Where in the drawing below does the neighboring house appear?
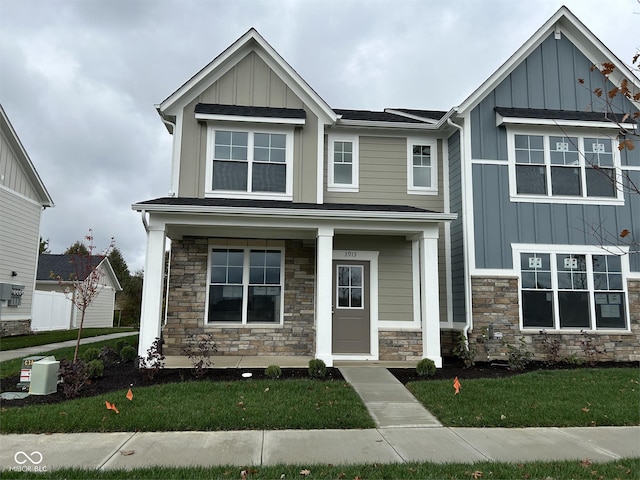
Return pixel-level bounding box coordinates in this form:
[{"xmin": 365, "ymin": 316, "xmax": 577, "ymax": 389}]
[
  {"xmin": 34, "ymin": 254, "xmax": 122, "ymax": 330},
  {"xmin": 0, "ymin": 105, "xmax": 54, "ymax": 337},
  {"xmin": 134, "ymin": 6, "xmax": 639, "ymax": 365}
]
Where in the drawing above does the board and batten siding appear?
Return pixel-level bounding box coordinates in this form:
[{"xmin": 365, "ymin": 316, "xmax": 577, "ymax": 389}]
[
  {"xmin": 177, "ymin": 51, "xmax": 319, "ymax": 203},
  {"xmin": 447, "ymin": 131, "xmax": 466, "ymax": 324},
  {"xmin": 472, "ymin": 164, "xmax": 640, "ymax": 272},
  {"xmin": 0, "ymin": 128, "xmax": 40, "ymax": 201},
  {"xmin": 470, "ymin": 33, "xmax": 633, "ymax": 161},
  {"xmin": 0, "ymin": 188, "xmax": 41, "ymax": 321}
]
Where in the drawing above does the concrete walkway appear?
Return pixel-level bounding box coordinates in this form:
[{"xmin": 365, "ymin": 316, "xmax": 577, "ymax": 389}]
[
  {"xmin": 0, "ymin": 332, "xmax": 138, "ymax": 362},
  {"xmin": 2, "ymin": 427, "xmax": 638, "ymax": 471},
  {"xmin": 339, "ymin": 367, "xmax": 442, "ymax": 428}
]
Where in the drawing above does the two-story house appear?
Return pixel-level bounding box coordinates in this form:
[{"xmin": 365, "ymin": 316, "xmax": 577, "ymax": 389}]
[
  {"xmin": 0, "ymin": 105, "xmax": 54, "ymax": 336},
  {"xmin": 134, "ymin": 6, "xmax": 639, "ymax": 366}
]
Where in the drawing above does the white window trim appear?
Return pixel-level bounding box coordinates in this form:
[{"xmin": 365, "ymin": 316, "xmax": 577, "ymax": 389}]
[
  {"xmin": 512, "ymin": 244, "xmax": 631, "ymax": 333},
  {"xmin": 327, "ymin": 134, "xmax": 359, "ymax": 192},
  {"xmin": 204, "ymin": 125, "xmax": 294, "ymax": 201},
  {"xmin": 407, "ymin": 137, "xmax": 438, "ymax": 195},
  {"xmin": 205, "ymin": 245, "xmax": 285, "ymax": 327},
  {"xmin": 335, "ymin": 264, "xmax": 365, "ymax": 310},
  {"xmin": 506, "ymin": 127, "xmax": 624, "ymax": 206}
]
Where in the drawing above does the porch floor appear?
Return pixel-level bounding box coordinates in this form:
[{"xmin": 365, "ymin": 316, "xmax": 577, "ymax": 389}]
[{"xmin": 164, "ymin": 356, "xmax": 420, "ymax": 369}]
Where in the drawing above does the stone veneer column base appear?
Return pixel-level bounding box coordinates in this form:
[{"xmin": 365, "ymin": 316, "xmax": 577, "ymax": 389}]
[{"xmin": 471, "ymin": 276, "xmax": 640, "ymax": 363}]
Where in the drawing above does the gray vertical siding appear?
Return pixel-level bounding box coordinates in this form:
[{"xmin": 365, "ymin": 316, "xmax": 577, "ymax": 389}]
[
  {"xmin": 470, "ymin": 32, "xmax": 640, "ymax": 273},
  {"xmin": 472, "ymin": 164, "xmax": 640, "ymax": 272},
  {"xmin": 448, "ymin": 131, "xmax": 466, "ymax": 323}
]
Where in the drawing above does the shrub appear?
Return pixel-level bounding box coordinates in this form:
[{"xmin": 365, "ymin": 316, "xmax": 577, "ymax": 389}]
[
  {"xmin": 113, "ymin": 339, "xmax": 128, "ymax": 353},
  {"xmin": 538, "ymin": 330, "xmax": 562, "ymax": 365},
  {"xmin": 81, "ymin": 347, "xmax": 101, "ymax": 363},
  {"xmin": 264, "ymin": 365, "xmax": 282, "ymax": 379},
  {"xmin": 182, "ymin": 333, "xmax": 217, "ymax": 378},
  {"xmin": 58, "ymin": 359, "xmax": 88, "ymax": 399},
  {"xmin": 504, "ymin": 336, "xmax": 533, "ymax": 370},
  {"xmin": 452, "ymin": 332, "xmax": 477, "ymax": 367},
  {"xmin": 120, "ymin": 345, "xmax": 137, "ymax": 363},
  {"xmin": 416, "ymin": 358, "xmax": 436, "ymax": 377},
  {"xmin": 138, "ymin": 337, "xmax": 165, "ymax": 380},
  {"xmin": 86, "ymin": 359, "xmax": 105, "ymax": 379},
  {"xmin": 98, "ymin": 346, "xmax": 120, "ymax": 366},
  {"xmin": 308, "ymin": 359, "xmax": 327, "ymax": 378}
]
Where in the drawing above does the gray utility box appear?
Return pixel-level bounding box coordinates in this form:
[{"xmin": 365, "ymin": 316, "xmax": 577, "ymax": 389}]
[
  {"xmin": 29, "ymin": 356, "xmax": 60, "ymax": 395},
  {"xmin": 0, "ymin": 283, "xmax": 25, "ymax": 307}
]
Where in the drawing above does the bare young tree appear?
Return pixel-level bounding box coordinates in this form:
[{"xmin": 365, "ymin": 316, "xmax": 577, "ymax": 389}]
[{"xmin": 51, "ymin": 229, "xmax": 115, "ymax": 362}]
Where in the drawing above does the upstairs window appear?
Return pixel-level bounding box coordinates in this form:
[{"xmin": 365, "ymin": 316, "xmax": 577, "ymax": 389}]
[
  {"xmin": 519, "ymin": 250, "xmax": 627, "ymax": 331},
  {"xmin": 407, "ymin": 138, "xmax": 437, "ymax": 194},
  {"xmin": 328, "ymin": 134, "xmax": 359, "ymax": 191},
  {"xmin": 509, "ymin": 130, "xmax": 621, "ymax": 204},
  {"xmin": 206, "ymin": 127, "xmax": 293, "ymax": 199}
]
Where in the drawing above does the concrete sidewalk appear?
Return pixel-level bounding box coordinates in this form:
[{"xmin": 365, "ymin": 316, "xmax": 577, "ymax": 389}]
[
  {"xmin": 0, "ymin": 332, "xmax": 138, "ymax": 362},
  {"xmin": 2, "ymin": 427, "xmax": 638, "ymax": 471}
]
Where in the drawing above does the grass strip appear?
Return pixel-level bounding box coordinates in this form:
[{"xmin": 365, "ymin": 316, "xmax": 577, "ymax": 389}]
[
  {"xmin": 0, "ymin": 328, "xmax": 135, "ymax": 351},
  {"xmin": 0, "ymin": 378, "xmax": 374, "ymax": 432},
  {"xmin": 0, "ymin": 336, "xmax": 139, "ymax": 379},
  {"xmin": 407, "ymin": 367, "xmax": 640, "ymax": 427},
  {"xmin": 4, "ymin": 459, "xmax": 639, "ymax": 479}
]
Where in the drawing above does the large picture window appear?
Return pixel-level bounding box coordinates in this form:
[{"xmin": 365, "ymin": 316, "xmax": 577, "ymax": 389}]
[
  {"xmin": 509, "ymin": 130, "xmax": 621, "ymax": 203},
  {"xmin": 519, "ymin": 251, "xmax": 627, "ymax": 331},
  {"xmin": 208, "ymin": 248, "xmax": 283, "ymax": 324},
  {"xmin": 207, "ymin": 127, "xmax": 293, "ymax": 199}
]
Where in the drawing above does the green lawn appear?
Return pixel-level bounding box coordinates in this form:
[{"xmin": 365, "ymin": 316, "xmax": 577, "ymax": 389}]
[
  {"xmin": 0, "ymin": 378, "xmax": 374, "ymax": 433},
  {"xmin": 407, "ymin": 368, "xmax": 640, "ymax": 427},
  {"xmin": 5, "ymin": 459, "xmax": 639, "ymax": 479},
  {"xmin": 0, "ymin": 336, "xmax": 139, "ymax": 378},
  {"xmin": 0, "ymin": 328, "xmax": 136, "ymax": 351}
]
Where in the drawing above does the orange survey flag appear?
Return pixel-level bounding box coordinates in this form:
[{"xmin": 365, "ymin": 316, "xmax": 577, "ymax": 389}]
[
  {"xmin": 105, "ymin": 401, "xmax": 120, "ymax": 414},
  {"xmin": 126, "ymin": 388, "xmax": 133, "ymax": 401},
  {"xmin": 453, "ymin": 377, "xmax": 461, "ymax": 395}
]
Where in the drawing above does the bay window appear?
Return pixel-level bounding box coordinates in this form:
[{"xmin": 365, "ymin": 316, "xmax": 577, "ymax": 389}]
[{"xmin": 208, "ymin": 248, "xmax": 283, "ymax": 325}]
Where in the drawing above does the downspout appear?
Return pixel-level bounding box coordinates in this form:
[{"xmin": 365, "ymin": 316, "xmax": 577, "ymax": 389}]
[
  {"xmin": 446, "ymin": 117, "xmax": 473, "ymax": 344},
  {"xmin": 160, "ymin": 114, "xmax": 178, "ymax": 197}
]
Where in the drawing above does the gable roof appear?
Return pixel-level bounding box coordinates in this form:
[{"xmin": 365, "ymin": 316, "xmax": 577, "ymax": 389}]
[
  {"xmin": 37, "ymin": 254, "xmax": 122, "ymax": 291},
  {"xmin": 456, "ymin": 6, "xmax": 640, "ymax": 115},
  {"xmin": 0, "ymin": 104, "xmax": 54, "ymax": 208},
  {"xmin": 157, "ymin": 28, "xmax": 337, "ymax": 125}
]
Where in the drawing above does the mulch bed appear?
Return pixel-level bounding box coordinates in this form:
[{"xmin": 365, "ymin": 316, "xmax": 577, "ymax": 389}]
[{"xmin": 1, "ymin": 357, "xmax": 636, "ymax": 408}]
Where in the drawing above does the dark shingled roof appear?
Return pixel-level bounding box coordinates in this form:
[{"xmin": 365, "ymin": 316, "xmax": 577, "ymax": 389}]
[
  {"xmin": 135, "ymin": 197, "xmax": 438, "ymax": 214},
  {"xmin": 37, "ymin": 254, "xmax": 105, "ymax": 282},
  {"xmin": 390, "ymin": 109, "xmax": 449, "ymax": 121},
  {"xmin": 195, "ymin": 103, "xmax": 306, "ymax": 119},
  {"xmin": 333, "ymin": 109, "xmax": 427, "ymax": 123},
  {"xmin": 494, "ymin": 107, "xmax": 630, "ymax": 123}
]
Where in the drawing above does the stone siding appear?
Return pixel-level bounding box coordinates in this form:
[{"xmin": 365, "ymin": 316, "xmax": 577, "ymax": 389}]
[
  {"xmin": 470, "ymin": 276, "xmax": 640, "ymax": 363},
  {"xmin": 0, "ymin": 319, "xmax": 31, "ymax": 337},
  {"xmin": 162, "ymin": 238, "xmax": 315, "ymax": 356},
  {"xmin": 379, "ymin": 330, "xmax": 423, "ymax": 361}
]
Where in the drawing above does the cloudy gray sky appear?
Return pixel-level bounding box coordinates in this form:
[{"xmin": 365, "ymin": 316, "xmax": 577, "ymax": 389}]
[{"xmin": 1, "ymin": 0, "xmax": 638, "ymax": 272}]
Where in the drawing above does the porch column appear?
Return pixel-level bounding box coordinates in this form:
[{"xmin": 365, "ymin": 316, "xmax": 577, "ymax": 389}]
[
  {"xmin": 419, "ymin": 226, "xmax": 442, "ymax": 367},
  {"xmin": 138, "ymin": 223, "xmax": 166, "ymax": 358},
  {"xmin": 315, "ymin": 226, "xmax": 334, "ymax": 366}
]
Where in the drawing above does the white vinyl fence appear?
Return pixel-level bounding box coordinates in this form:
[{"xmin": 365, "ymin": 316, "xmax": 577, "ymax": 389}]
[{"xmin": 32, "ymin": 290, "xmax": 72, "ymax": 331}]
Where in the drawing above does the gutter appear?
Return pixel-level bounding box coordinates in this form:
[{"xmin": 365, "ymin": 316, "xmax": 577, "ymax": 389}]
[{"xmin": 447, "ymin": 115, "xmax": 473, "ymax": 343}]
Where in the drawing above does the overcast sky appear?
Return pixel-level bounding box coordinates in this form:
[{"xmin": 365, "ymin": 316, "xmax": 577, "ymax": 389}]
[{"xmin": 1, "ymin": 0, "xmax": 638, "ymax": 272}]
